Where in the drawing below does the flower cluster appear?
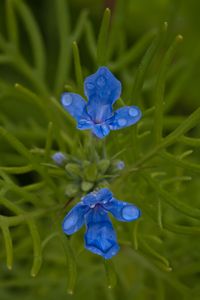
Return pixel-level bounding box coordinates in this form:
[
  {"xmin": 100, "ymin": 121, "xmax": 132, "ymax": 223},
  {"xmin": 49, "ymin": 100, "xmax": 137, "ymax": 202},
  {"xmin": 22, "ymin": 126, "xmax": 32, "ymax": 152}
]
[{"xmin": 61, "ymin": 67, "xmax": 142, "ymax": 259}]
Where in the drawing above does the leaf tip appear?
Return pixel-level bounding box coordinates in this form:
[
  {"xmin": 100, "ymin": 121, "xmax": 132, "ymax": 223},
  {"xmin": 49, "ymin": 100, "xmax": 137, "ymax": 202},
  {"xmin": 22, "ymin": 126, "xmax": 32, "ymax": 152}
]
[
  {"xmin": 163, "ymin": 21, "xmax": 168, "ymax": 31},
  {"xmin": 176, "ymin": 34, "xmax": 183, "ymax": 42},
  {"xmin": 31, "ymin": 272, "xmax": 36, "ymax": 277},
  {"xmin": 105, "ymin": 7, "xmax": 111, "ymax": 15},
  {"xmin": 7, "ymin": 264, "xmax": 12, "ymax": 270},
  {"xmin": 67, "ymin": 289, "xmax": 74, "ymax": 295}
]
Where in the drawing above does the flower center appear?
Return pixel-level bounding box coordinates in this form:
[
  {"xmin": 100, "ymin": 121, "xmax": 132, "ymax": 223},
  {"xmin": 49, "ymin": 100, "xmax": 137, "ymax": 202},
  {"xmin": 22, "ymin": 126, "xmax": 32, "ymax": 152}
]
[{"xmin": 94, "ymin": 119, "xmax": 102, "ymax": 124}]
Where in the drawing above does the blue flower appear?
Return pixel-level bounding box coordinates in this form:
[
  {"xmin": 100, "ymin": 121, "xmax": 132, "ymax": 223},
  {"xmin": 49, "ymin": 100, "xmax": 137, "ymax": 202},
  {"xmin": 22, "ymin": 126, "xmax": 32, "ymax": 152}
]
[
  {"xmin": 52, "ymin": 152, "xmax": 66, "ymax": 165},
  {"xmin": 116, "ymin": 160, "xmax": 125, "ymax": 170},
  {"xmin": 61, "ymin": 67, "xmax": 142, "ymax": 139},
  {"xmin": 62, "ymin": 188, "xmax": 141, "ymax": 259}
]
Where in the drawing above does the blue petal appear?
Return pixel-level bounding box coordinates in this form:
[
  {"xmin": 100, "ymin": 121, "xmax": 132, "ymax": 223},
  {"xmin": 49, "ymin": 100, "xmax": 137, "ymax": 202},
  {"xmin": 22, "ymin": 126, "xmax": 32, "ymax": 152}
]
[
  {"xmin": 92, "ymin": 123, "xmax": 110, "ymax": 139},
  {"xmin": 109, "ymin": 106, "xmax": 142, "ymax": 130},
  {"xmin": 96, "ymin": 188, "xmax": 113, "ymax": 203},
  {"xmin": 84, "ymin": 207, "xmax": 120, "ymax": 259},
  {"xmin": 103, "ymin": 198, "xmax": 141, "ymax": 222},
  {"xmin": 83, "ymin": 188, "xmax": 112, "ymax": 207},
  {"xmin": 84, "ymin": 67, "xmax": 121, "ymax": 122},
  {"xmin": 62, "ymin": 203, "xmax": 89, "ymax": 235},
  {"xmin": 61, "ymin": 92, "xmax": 87, "ymax": 122},
  {"xmin": 82, "ymin": 193, "xmax": 98, "ymax": 207},
  {"xmin": 87, "ymin": 104, "xmax": 113, "ymax": 124},
  {"xmin": 84, "ymin": 67, "xmax": 121, "ymax": 105},
  {"xmin": 77, "ymin": 119, "xmax": 93, "ymax": 130}
]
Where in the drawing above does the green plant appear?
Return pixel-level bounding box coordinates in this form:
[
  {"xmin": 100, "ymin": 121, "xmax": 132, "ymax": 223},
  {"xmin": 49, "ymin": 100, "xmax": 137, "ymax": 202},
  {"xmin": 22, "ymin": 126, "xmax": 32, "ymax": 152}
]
[{"xmin": 0, "ymin": 0, "xmax": 199, "ymax": 299}]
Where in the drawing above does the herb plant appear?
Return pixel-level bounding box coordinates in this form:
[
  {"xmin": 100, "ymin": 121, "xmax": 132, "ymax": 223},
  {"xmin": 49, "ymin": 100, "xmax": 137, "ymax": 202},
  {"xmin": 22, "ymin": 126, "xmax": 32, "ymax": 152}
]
[{"xmin": 0, "ymin": 1, "xmax": 199, "ymax": 299}]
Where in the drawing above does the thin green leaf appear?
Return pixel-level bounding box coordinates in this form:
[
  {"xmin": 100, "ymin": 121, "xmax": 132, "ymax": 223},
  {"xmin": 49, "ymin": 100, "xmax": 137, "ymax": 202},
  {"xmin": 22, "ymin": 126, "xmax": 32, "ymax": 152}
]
[
  {"xmin": 0, "ymin": 127, "xmax": 54, "ymax": 186},
  {"xmin": 0, "ymin": 197, "xmax": 22, "ymax": 215},
  {"xmin": 165, "ymin": 71, "xmax": 190, "ymax": 113},
  {"xmin": 84, "ymin": 20, "xmax": 96, "ymax": 62},
  {"xmin": 28, "ymin": 220, "xmax": 42, "ymax": 277},
  {"xmin": 97, "ymin": 8, "xmax": 111, "ymax": 66},
  {"xmin": 132, "ymin": 22, "xmax": 168, "ymax": 102},
  {"xmin": 157, "ymin": 198, "xmax": 163, "ymax": 229},
  {"xmin": 109, "ymin": 30, "xmax": 155, "ymax": 71},
  {"xmin": 54, "ymin": 0, "xmax": 71, "ymax": 96},
  {"xmin": 178, "ymin": 149, "xmax": 193, "ymax": 160},
  {"xmin": 45, "ymin": 122, "xmax": 53, "ymax": 161},
  {"xmin": 0, "ymin": 126, "xmax": 33, "ymax": 161},
  {"xmin": 164, "ymin": 222, "xmax": 200, "ymax": 236},
  {"xmin": 14, "ymin": 83, "xmax": 47, "ymax": 113},
  {"xmin": 0, "ymin": 164, "xmax": 33, "ymax": 174},
  {"xmin": 71, "ymin": 10, "xmax": 88, "ymax": 42},
  {"xmin": 1, "ymin": 224, "xmax": 13, "ymax": 270},
  {"xmin": 60, "ymin": 233, "xmax": 77, "ymax": 295},
  {"xmin": 14, "ymin": 0, "xmax": 46, "ymax": 77},
  {"xmin": 23, "ymin": 181, "xmax": 45, "ymax": 192},
  {"xmin": 179, "ymin": 135, "xmax": 200, "ymax": 147},
  {"xmin": 22, "ymin": 181, "xmax": 45, "ymax": 192},
  {"xmin": 153, "ymin": 35, "xmax": 183, "ymax": 144},
  {"xmin": 161, "ymin": 176, "xmax": 192, "ymax": 187},
  {"xmin": 139, "ymin": 238, "xmax": 170, "ymax": 268},
  {"xmin": 160, "ymin": 151, "xmax": 200, "ymax": 174},
  {"xmin": 72, "ymin": 41, "xmax": 84, "ymax": 95},
  {"xmin": 104, "ymin": 260, "xmax": 117, "ymax": 289},
  {"xmin": 131, "ymin": 249, "xmax": 189, "ymax": 295},
  {"xmin": 132, "ymin": 220, "xmax": 139, "ymax": 250},
  {"xmin": 5, "ymin": 0, "xmax": 19, "ymax": 46},
  {"xmin": 144, "ymin": 174, "xmax": 200, "ymax": 219},
  {"xmin": 131, "ymin": 107, "xmax": 200, "ymax": 168}
]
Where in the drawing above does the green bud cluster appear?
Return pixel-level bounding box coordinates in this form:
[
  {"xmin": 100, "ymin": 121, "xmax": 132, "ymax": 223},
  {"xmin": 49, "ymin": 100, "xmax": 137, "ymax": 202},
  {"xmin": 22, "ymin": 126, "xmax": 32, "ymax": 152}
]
[{"xmin": 52, "ymin": 154, "xmax": 124, "ymax": 197}]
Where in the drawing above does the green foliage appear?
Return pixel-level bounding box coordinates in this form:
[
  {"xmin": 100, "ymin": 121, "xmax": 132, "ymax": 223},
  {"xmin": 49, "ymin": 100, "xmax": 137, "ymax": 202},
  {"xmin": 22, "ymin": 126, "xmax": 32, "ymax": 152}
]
[{"xmin": 0, "ymin": 0, "xmax": 199, "ymax": 299}]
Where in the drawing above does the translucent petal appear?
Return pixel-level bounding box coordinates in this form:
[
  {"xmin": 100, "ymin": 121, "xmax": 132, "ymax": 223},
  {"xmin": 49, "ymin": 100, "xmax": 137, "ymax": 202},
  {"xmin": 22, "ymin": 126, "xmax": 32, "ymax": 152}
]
[
  {"xmin": 109, "ymin": 106, "xmax": 142, "ymax": 130},
  {"xmin": 103, "ymin": 198, "xmax": 141, "ymax": 222},
  {"xmin": 61, "ymin": 92, "xmax": 87, "ymax": 121},
  {"xmin": 84, "ymin": 67, "xmax": 121, "ymax": 122},
  {"xmin": 62, "ymin": 203, "xmax": 89, "ymax": 235},
  {"xmin": 84, "ymin": 208, "xmax": 120, "ymax": 259}
]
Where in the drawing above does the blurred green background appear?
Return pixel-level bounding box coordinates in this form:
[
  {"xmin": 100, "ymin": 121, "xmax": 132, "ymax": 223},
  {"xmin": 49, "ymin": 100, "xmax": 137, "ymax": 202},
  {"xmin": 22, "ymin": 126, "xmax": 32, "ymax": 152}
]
[{"xmin": 0, "ymin": 0, "xmax": 200, "ymax": 299}]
